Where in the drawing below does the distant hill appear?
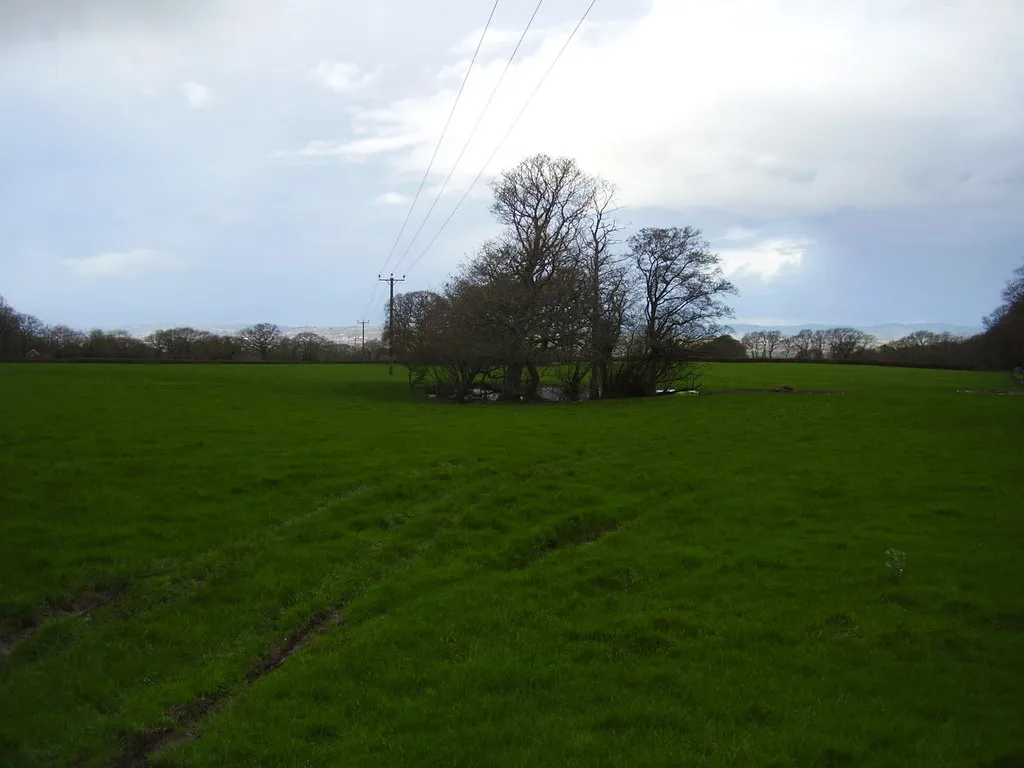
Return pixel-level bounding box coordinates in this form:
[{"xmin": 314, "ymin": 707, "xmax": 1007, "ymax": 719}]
[{"xmin": 729, "ymin": 323, "xmax": 983, "ymax": 343}]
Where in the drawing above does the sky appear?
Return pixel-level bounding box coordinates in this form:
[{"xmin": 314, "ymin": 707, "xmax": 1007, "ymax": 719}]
[{"xmin": 0, "ymin": 0, "xmax": 1022, "ymax": 331}]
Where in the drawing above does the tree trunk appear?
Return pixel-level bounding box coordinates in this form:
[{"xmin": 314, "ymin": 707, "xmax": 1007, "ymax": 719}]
[
  {"xmin": 455, "ymin": 365, "xmax": 475, "ymax": 402},
  {"xmin": 503, "ymin": 363, "xmax": 523, "ymax": 400},
  {"xmin": 569, "ymin": 369, "xmax": 583, "ymax": 401},
  {"xmin": 524, "ymin": 361, "xmax": 541, "ymax": 401},
  {"xmin": 646, "ymin": 364, "xmax": 660, "ymax": 397}
]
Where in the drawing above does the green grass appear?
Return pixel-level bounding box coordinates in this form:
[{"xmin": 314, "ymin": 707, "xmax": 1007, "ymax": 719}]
[{"xmin": 0, "ymin": 362, "xmax": 1021, "ymax": 767}]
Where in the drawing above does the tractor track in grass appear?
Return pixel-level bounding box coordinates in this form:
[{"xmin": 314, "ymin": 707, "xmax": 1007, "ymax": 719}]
[
  {"xmin": 0, "ymin": 585, "xmax": 127, "ymax": 659},
  {"xmin": 111, "ymin": 492, "xmax": 640, "ymax": 765},
  {"xmin": 108, "ymin": 609, "xmax": 347, "ymax": 768},
  {"xmin": 105, "ymin": 473, "xmax": 481, "ymax": 766},
  {"xmin": 3, "ymin": 479, "xmax": 379, "ymax": 659},
  {"xmin": 4, "ymin": 458, "xmax": 569, "ymax": 660},
  {"xmin": 0, "ymin": 484, "xmax": 367, "ymax": 660},
  {"xmin": 18, "ymin": 459, "xmax": 611, "ymax": 767}
]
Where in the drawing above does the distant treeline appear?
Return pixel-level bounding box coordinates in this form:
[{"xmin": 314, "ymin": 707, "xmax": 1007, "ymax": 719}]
[
  {"xmin": 611, "ymin": 327, "xmax": 1010, "ymax": 370},
  {"xmin": 1, "ymin": 308, "xmax": 1020, "ymax": 372},
  {"xmin": 0, "ymin": 313, "xmax": 383, "ymax": 363},
  {"xmin": 2, "ymin": 268, "xmax": 1020, "ymax": 375},
  {"xmin": 719, "ymin": 326, "xmax": 1016, "ymax": 369}
]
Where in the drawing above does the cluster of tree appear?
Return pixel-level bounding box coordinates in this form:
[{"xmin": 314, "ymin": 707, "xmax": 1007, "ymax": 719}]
[
  {"xmin": 385, "ymin": 154, "xmax": 738, "ymax": 401},
  {"xmin": 0, "ymin": 305, "xmax": 383, "ymax": 363},
  {"xmin": 874, "ymin": 331, "xmax": 977, "ymax": 368},
  {"xmin": 383, "ymin": 164, "xmax": 1023, "ymax": 390},
  {"xmin": 977, "ymin": 264, "xmax": 1024, "ymax": 369},
  {"xmin": 740, "ymin": 327, "xmax": 877, "ymax": 361}
]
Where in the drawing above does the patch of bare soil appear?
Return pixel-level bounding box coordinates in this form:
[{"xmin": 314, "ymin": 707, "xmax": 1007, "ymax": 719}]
[
  {"xmin": 1, "ymin": 585, "xmax": 127, "ymax": 657},
  {"xmin": 109, "ymin": 688, "xmax": 228, "ymax": 768},
  {"xmin": 107, "ymin": 610, "xmax": 345, "ymax": 767},
  {"xmin": 700, "ymin": 387, "xmax": 845, "ymax": 396}
]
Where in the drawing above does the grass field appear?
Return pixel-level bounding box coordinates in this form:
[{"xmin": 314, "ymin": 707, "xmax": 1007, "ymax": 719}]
[{"xmin": 1, "ymin": 362, "xmax": 1022, "ymax": 767}]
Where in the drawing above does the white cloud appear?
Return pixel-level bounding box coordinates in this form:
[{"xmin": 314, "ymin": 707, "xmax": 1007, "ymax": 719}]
[
  {"xmin": 62, "ymin": 249, "xmax": 186, "ymax": 277},
  {"xmin": 181, "ymin": 81, "xmax": 213, "ymax": 108},
  {"xmin": 718, "ymin": 238, "xmax": 808, "ymax": 282},
  {"xmin": 721, "ymin": 227, "xmax": 757, "ymax": 242},
  {"xmin": 310, "ymin": 60, "xmax": 374, "ymax": 93},
  {"xmin": 375, "ymin": 192, "xmax": 410, "ymax": 205},
  {"xmin": 451, "ymin": 27, "xmax": 530, "ymax": 57},
  {"xmin": 273, "ymin": 134, "xmax": 425, "ymax": 162},
  {"xmin": 298, "ymin": 0, "xmax": 1024, "ymax": 217}
]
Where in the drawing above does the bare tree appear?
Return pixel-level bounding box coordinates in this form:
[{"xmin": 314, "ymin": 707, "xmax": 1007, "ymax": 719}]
[
  {"xmin": 701, "ymin": 334, "xmax": 747, "ymax": 359},
  {"xmin": 386, "ymin": 291, "xmax": 443, "ymax": 364},
  {"xmin": 742, "ymin": 331, "xmax": 767, "ymax": 358},
  {"xmin": 84, "ymin": 329, "xmax": 114, "ymax": 358},
  {"xmin": 824, "ymin": 327, "xmax": 876, "ymax": 360},
  {"xmin": 145, "ymin": 327, "xmax": 210, "ymax": 360},
  {"xmin": 421, "ymin": 279, "xmax": 502, "ymax": 400},
  {"xmin": 786, "ymin": 329, "xmax": 811, "ymax": 360},
  {"xmin": 0, "ymin": 295, "xmax": 20, "ymax": 360},
  {"xmin": 810, "ymin": 330, "xmax": 829, "ymax": 360},
  {"xmin": 580, "ymin": 178, "xmax": 628, "ymax": 399},
  {"xmin": 762, "ymin": 330, "xmax": 784, "ymax": 359},
  {"xmin": 290, "ymin": 331, "xmax": 329, "ymax": 362},
  {"xmin": 469, "ymin": 153, "xmax": 598, "ymax": 400},
  {"xmin": 615, "ymin": 226, "xmax": 737, "ymax": 395},
  {"xmin": 879, "ymin": 331, "xmax": 967, "ymax": 366},
  {"xmin": 978, "ymin": 263, "xmax": 1024, "ymax": 368},
  {"xmin": 239, "ymin": 323, "xmax": 282, "ymax": 360},
  {"xmin": 984, "ymin": 264, "xmax": 1024, "ymax": 329},
  {"xmin": 16, "ymin": 313, "xmax": 43, "ymax": 358},
  {"xmin": 42, "ymin": 324, "xmax": 87, "ymax": 359},
  {"xmin": 200, "ymin": 333, "xmax": 240, "ymax": 361},
  {"xmin": 775, "ymin": 333, "xmax": 794, "ymax": 359},
  {"xmin": 0, "ymin": 298, "xmax": 48, "ymax": 361},
  {"xmin": 983, "ymin": 263, "xmax": 1024, "ymax": 331},
  {"xmin": 392, "ymin": 156, "xmax": 739, "ymax": 402}
]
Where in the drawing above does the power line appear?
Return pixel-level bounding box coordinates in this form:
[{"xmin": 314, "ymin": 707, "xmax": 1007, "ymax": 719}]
[
  {"xmin": 360, "ymin": 0, "xmax": 500, "ymax": 321},
  {"xmin": 360, "ymin": 281, "xmax": 383, "ymax": 327},
  {"xmin": 392, "ymin": 0, "xmax": 546, "ymax": 274},
  {"xmin": 376, "ymin": 0, "xmax": 501, "ymax": 278},
  {"xmin": 404, "ymin": 0, "xmax": 598, "ymax": 276}
]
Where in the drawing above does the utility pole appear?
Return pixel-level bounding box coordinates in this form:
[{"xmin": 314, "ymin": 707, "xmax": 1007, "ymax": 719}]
[
  {"xmin": 358, "ymin": 320, "xmax": 368, "ymax": 363},
  {"xmin": 377, "ymin": 273, "xmax": 405, "ymax": 376}
]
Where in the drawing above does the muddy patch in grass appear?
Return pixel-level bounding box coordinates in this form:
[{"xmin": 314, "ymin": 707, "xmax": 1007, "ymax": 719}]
[
  {"xmin": 1, "ymin": 584, "xmax": 127, "ymax": 658},
  {"xmin": 109, "ymin": 685, "xmax": 229, "ymax": 768},
  {"xmin": 108, "ymin": 610, "xmax": 345, "ymax": 767}
]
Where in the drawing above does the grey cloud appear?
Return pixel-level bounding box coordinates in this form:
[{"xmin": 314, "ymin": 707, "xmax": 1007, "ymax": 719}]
[
  {"xmin": 0, "ymin": 0, "xmax": 217, "ymax": 44},
  {"xmin": 755, "ymin": 159, "xmax": 819, "ymax": 185}
]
